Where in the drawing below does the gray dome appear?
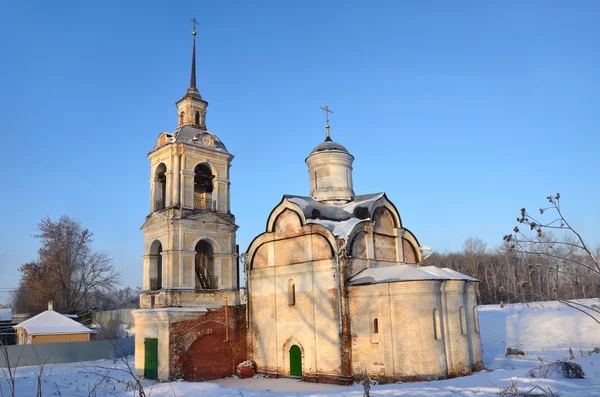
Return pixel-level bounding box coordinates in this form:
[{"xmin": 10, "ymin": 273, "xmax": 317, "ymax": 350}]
[
  {"xmin": 174, "ymin": 126, "xmax": 228, "ymax": 152},
  {"xmin": 310, "ymin": 138, "xmax": 349, "ymax": 155}
]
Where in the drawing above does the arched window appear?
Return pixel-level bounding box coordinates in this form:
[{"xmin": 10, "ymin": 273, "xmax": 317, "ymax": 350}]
[
  {"xmin": 179, "ymin": 111, "xmax": 185, "ymax": 126},
  {"xmin": 149, "ymin": 240, "xmax": 163, "ymax": 291},
  {"xmin": 154, "ymin": 163, "xmax": 167, "ymax": 211},
  {"xmin": 288, "ymin": 279, "xmax": 296, "ymax": 306},
  {"xmin": 194, "ymin": 163, "xmax": 215, "ymax": 211},
  {"xmin": 433, "ymin": 308, "xmax": 442, "ymax": 340},
  {"xmin": 195, "ymin": 111, "xmax": 200, "ymax": 125},
  {"xmin": 459, "ymin": 306, "xmax": 467, "ymax": 335},
  {"xmin": 373, "ymin": 318, "xmax": 379, "ymax": 334},
  {"xmin": 195, "ymin": 240, "xmax": 217, "ymax": 289}
]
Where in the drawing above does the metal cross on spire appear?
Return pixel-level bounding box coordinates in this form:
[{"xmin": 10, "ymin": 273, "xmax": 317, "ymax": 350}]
[
  {"xmin": 190, "ymin": 18, "xmax": 199, "ymax": 34},
  {"xmin": 320, "ymin": 105, "xmax": 333, "ymax": 141}
]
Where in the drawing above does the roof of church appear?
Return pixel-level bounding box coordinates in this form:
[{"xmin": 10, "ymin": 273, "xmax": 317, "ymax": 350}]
[
  {"xmin": 348, "ymin": 265, "xmax": 445, "ymax": 285},
  {"xmin": 13, "ymin": 310, "xmax": 92, "ymax": 335},
  {"xmin": 419, "ymin": 266, "xmax": 479, "ymax": 281},
  {"xmin": 286, "ymin": 193, "xmax": 387, "ymax": 236},
  {"xmin": 286, "ymin": 193, "xmax": 386, "ymax": 237},
  {"xmin": 309, "ymin": 138, "xmax": 350, "ymax": 155},
  {"xmin": 287, "ymin": 193, "xmax": 384, "ymax": 221},
  {"xmin": 348, "ymin": 265, "xmax": 479, "ymax": 286},
  {"xmin": 171, "ymin": 126, "xmax": 228, "ymax": 152}
]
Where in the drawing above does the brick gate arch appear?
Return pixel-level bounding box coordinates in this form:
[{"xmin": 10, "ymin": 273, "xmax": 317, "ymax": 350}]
[{"xmin": 183, "ymin": 334, "xmax": 233, "ymax": 381}]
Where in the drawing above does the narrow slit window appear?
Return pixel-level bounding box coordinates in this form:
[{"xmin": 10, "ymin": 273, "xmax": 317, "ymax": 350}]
[
  {"xmin": 474, "ymin": 307, "xmax": 480, "ymax": 333},
  {"xmin": 373, "ymin": 318, "xmax": 379, "ymax": 334},
  {"xmin": 314, "ymin": 171, "xmax": 318, "ymax": 189},
  {"xmin": 433, "ymin": 308, "xmax": 442, "ymax": 340},
  {"xmin": 288, "ymin": 279, "xmax": 296, "ymax": 306},
  {"xmin": 460, "ymin": 306, "xmax": 467, "ymax": 335}
]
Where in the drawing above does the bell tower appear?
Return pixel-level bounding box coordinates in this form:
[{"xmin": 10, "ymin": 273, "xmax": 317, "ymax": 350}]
[
  {"xmin": 133, "ymin": 20, "xmax": 246, "ymax": 383},
  {"xmin": 139, "ymin": 22, "xmax": 239, "ymax": 310}
]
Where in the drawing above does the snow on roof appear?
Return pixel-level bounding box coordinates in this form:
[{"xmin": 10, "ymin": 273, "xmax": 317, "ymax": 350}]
[
  {"xmin": 13, "ymin": 310, "xmax": 92, "ymax": 335},
  {"xmin": 348, "ymin": 265, "xmax": 446, "ymax": 286},
  {"xmin": 309, "ymin": 218, "xmax": 367, "ymax": 238},
  {"xmin": 286, "ymin": 193, "xmax": 385, "ymax": 238},
  {"xmin": 0, "ymin": 308, "xmax": 12, "ymax": 322},
  {"xmin": 419, "ymin": 266, "xmax": 479, "ymax": 282}
]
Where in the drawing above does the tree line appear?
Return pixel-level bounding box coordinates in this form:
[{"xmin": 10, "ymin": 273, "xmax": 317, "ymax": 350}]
[
  {"xmin": 429, "ymin": 194, "xmax": 599, "ymax": 308},
  {"xmin": 427, "ymin": 236, "xmax": 600, "ymax": 306}
]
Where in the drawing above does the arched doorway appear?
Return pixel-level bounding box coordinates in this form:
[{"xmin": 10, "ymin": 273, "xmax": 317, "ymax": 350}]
[
  {"xmin": 289, "ymin": 345, "xmax": 302, "ymax": 376},
  {"xmin": 183, "ymin": 334, "xmax": 233, "ymax": 381},
  {"xmin": 195, "ymin": 240, "xmax": 217, "ymax": 289}
]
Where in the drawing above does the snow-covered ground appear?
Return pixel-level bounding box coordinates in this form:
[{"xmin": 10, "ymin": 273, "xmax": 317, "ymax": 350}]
[{"xmin": 2, "ymin": 299, "xmax": 600, "ymax": 396}]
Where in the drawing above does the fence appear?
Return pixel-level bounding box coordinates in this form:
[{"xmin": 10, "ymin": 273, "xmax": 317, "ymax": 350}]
[
  {"xmin": 92, "ymin": 309, "xmax": 135, "ymax": 330},
  {"xmin": 0, "ymin": 337, "xmax": 134, "ymax": 368}
]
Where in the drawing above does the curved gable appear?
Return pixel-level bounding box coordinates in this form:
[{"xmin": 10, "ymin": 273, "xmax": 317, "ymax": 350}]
[
  {"xmin": 370, "ymin": 194, "xmax": 402, "ymax": 229},
  {"xmin": 265, "ymin": 198, "xmax": 307, "ymax": 233},
  {"xmin": 373, "ymin": 206, "xmax": 396, "ymax": 235},
  {"xmin": 400, "ymin": 228, "xmax": 422, "ymax": 264},
  {"xmin": 274, "ymin": 209, "xmax": 303, "ymax": 237},
  {"xmin": 246, "ymin": 197, "xmax": 337, "ymax": 271}
]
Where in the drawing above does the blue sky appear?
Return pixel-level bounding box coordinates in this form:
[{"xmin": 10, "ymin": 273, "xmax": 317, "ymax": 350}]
[{"xmin": 0, "ymin": 1, "xmax": 598, "ymax": 305}]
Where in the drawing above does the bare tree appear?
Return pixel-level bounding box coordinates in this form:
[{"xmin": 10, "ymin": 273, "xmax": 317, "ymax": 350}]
[
  {"xmin": 503, "ymin": 193, "xmax": 600, "ymax": 323},
  {"xmin": 12, "ymin": 216, "xmax": 120, "ymax": 314}
]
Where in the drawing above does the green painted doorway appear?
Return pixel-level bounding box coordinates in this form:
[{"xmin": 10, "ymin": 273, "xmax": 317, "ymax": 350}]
[
  {"xmin": 289, "ymin": 345, "xmax": 302, "ymax": 376},
  {"xmin": 144, "ymin": 338, "xmax": 158, "ymax": 380}
]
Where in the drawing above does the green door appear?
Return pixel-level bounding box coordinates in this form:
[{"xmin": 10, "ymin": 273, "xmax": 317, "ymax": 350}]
[
  {"xmin": 289, "ymin": 345, "xmax": 302, "ymax": 376},
  {"xmin": 144, "ymin": 338, "xmax": 158, "ymax": 380}
]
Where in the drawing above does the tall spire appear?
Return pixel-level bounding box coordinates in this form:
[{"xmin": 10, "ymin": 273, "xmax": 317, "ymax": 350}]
[{"xmin": 185, "ymin": 18, "xmax": 202, "ymax": 100}]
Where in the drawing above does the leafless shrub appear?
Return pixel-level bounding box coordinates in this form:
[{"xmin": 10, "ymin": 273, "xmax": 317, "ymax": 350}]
[
  {"xmin": 528, "ymin": 358, "xmax": 585, "ymax": 379},
  {"xmin": 500, "ymin": 379, "xmax": 558, "ymax": 396},
  {"xmin": 361, "ymin": 374, "xmax": 373, "ymax": 397},
  {"xmin": 79, "ymin": 322, "xmax": 147, "ymax": 397},
  {"xmin": 0, "ymin": 341, "xmax": 24, "ymax": 397}
]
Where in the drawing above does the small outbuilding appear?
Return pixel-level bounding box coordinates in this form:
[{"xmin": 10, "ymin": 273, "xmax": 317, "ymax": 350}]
[{"xmin": 13, "ymin": 302, "xmax": 92, "ymax": 345}]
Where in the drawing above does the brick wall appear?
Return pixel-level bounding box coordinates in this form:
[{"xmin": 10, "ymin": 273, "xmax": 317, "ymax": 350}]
[{"xmin": 169, "ymin": 306, "xmax": 246, "ymax": 381}]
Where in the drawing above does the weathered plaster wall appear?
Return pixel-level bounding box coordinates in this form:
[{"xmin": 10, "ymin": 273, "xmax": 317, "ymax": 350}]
[
  {"xmin": 443, "ymin": 280, "xmax": 471, "ymax": 376},
  {"xmin": 348, "ymin": 281, "xmax": 448, "ymax": 382},
  {"xmin": 132, "ymin": 309, "xmax": 172, "ymax": 381},
  {"xmin": 249, "ymin": 259, "xmax": 342, "ymax": 379},
  {"xmin": 248, "ymin": 209, "xmax": 344, "ymax": 381}
]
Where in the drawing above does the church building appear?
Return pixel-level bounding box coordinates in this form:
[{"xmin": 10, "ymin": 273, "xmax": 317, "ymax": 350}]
[
  {"xmin": 134, "ymin": 24, "xmax": 483, "ymax": 385},
  {"xmin": 244, "ymin": 115, "xmax": 484, "ymax": 383}
]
